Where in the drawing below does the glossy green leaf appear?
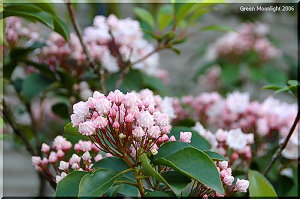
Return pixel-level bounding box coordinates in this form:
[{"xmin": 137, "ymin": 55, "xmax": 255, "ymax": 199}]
[
  {"xmin": 153, "ymin": 147, "xmax": 224, "ymax": 194},
  {"xmin": 108, "ymin": 184, "xmax": 139, "ymax": 197},
  {"xmin": 3, "ymin": 5, "xmax": 54, "ymax": 28},
  {"xmin": 22, "ymin": 73, "xmax": 54, "ymax": 101},
  {"xmin": 53, "ymin": 16, "xmax": 70, "ymax": 41},
  {"xmin": 64, "ymin": 122, "xmax": 89, "ymax": 143},
  {"xmin": 203, "ymin": 151, "xmax": 227, "ymax": 161},
  {"xmin": 161, "ymin": 171, "xmax": 192, "ymax": 192},
  {"xmin": 134, "ymin": 7, "xmax": 155, "ymax": 30},
  {"xmin": 56, "ymin": 171, "xmax": 88, "ymax": 197},
  {"xmin": 140, "ymin": 153, "xmax": 189, "ymax": 196},
  {"xmin": 78, "ymin": 168, "xmax": 129, "ymax": 197},
  {"xmin": 92, "ymin": 157, "xmax": 135, "ymax": 182},
  {"xmin": 249, "ymin": 170, "xmax": 277, "ymax": 197},
  {"xmin": 169, "ymin": 126, "xmax": 211, "ymax": 150}
]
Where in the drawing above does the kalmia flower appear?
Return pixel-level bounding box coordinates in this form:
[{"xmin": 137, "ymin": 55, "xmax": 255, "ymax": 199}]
[{"xmin": 70, "ymin": 90, "xmax": 174, "ymax": 167}]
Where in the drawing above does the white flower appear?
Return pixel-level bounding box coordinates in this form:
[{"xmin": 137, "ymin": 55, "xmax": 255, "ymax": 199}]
[
  {"xmin": 159, "ymin": 97, "xmax": 176, "ymax": 120},
  {"xmin": 58, "ymin": 161, "xmax": 69, "ymax": 171},
  {"xmin": 226, "ymin": 128, "xmax": 248, "ymax": 151},
  {"xmin": 137, "ymin": 111, "xmax": 154, "ymax": 128},
  {"xmin": 235, "ymin": 179, "xmax": 249, "ymax": 192},
  {"xmin": 226, "ymin": 92, "xmax": 249, "ymax": 114}
]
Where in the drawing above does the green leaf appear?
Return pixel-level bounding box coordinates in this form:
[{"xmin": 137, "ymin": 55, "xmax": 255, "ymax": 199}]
[
  {"xmin": 134, "ymin": 7, "xmax": 155, "ymax": 30},
  {"xmin": 78, "ymin": 168, "xmax": 129, "ymax": 197},
  {"xmin": 22, "ymin": 73, "xmax": 54, "ymax": 101},
  {"xmin": 64, "ymin": 122, "xmax": 89, "ymax": 143},
  {"xmin": 56, "ymin": 171, "xmax": 88, "ymax": 197},
  {"xmin": 200, "ymin": 25, "xmax": 234, "ymax": 32},
  {"xmin": 161, "ymin": 171, "xmax": 192, "ymax": 193},
  {"xmin": 51, "ymin": 102, "xmax": 70, "ymax": 119},
  {"xmin": 92, "ymin": 157, "xmax": 135, "ymax": 182},
  {"xmin": 3, "ymin": 5, "xmax": 54, "ymax": 28},
  {"xmin": 249, "ymin": 170, "xmax": 277, "ymax": 197},
  {"xmin": 2, "ymin": 4, "xmax": 69, "ymax": 41},
  {"xmin": 262, "ymin": 84, "xmax": 283, "ymax": 90},
  {"xmin": 145, "ymin": 190, "xmax": 170, "ymax": 197},
  {"xmin": 169, "ymin": 126, "xmax": 211, "ymax": 150},
  {"xmin": 108, "ymin": 184, "xmax": 139, "ymax": 197},
  {"xmin": 153, "ymin": 147, "xmax": 224, "ymax": 194},
  {"xmin": 53, "ymin": 16, "xmax": 70, "ymax": 41},
  {"xmin": 175, "ymin": 3, "xmax": 195, "ymax": 26},
  {"xmin": 140, "ymin": 153, "xmax": 190, "ymax": 196},
  {"xmin": 203, "ymin": 151, "xmax": 227, "ymax": 161},
  {"xmin": 34, "ymin": 3, "xmax": 57, "ymax": 15},
  {"xmin": 157, "ymin": 5, "xmax": 173, "ymax": 31}
]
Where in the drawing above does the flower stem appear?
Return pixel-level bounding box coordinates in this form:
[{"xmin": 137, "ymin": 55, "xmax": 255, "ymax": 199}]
[
  {"xmin": 263, "ymin": 110, "xmax": 299, "ymax": 176},
  {"xmin": 134, "ymin": 167, "xmax": 145, "ymax": 196}
]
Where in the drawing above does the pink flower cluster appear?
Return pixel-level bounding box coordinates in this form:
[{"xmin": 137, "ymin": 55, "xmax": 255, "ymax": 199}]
[
  {"xmin": 83, "ymin": 14, "xmax": 159, "ymax": 75},
  {"xmin": 208, "ymin": 22, "xmax": 281, "ymax": 63},
  {"xmin": 32, "ymin": 136, "xmax": 108, "ymax": 183},
  {"xmin": 193, "ymin": 122, "xmax": 254, "ymax": 165},
  {"xmin": 38, "ymin": 32, "xmax": 86, "ymax": 74},
  {"xmin": 5, "ymin": 17, "xmax": 39, "ymax": 46},
  {"xmin": 174, "ymin": 91, "xmax": 298, "ymax": 159},
  {"xmin": 70, "ymin": 89, "xmax": 176, "ymax": 164},
  {"xmin": 217, "ymin": 161, "xmax": 249, "ymax": 194}
]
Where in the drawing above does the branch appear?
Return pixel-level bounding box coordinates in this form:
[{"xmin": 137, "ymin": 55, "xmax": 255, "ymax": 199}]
[
  {"xmin": 263, "ymin": 110, "xmax": 300, "ymax": 176},
  {"xmin": 3, "ymin": 100, "xmax": 36, "ymax": 156},
  {"xmin": 65, "ymin": 1, "xmax": 106, "ymax": 93}
]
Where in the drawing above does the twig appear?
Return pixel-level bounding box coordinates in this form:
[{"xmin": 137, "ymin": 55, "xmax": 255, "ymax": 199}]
[
  {"xmin": 3, "ymin": 100, "xmax": 36, "ymax": 156},
  {"xmin": 263, "ymin": 110, "xmax": 300, "ymax": 176},
  {"xmin": 114, "ymin": 45, "xmax": 165, "ymax": 89},
  {"xmin": 65, "ymin": 1, "xmax": 106, "ymax": 93}
]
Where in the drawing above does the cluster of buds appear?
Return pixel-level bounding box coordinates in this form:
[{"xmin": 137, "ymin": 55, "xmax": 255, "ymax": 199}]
[
  {"xmin": 37, "ymin": 32, "xmax": 86, "ymax": 75},
  {"xmin": 193, "ymin": 122, "xmax": 254, "ymax": 166},
  {"xmin": 70, "ymin": 89, "xmax": 176, "ymax": 166},
  {"xmin": 83, "ymin": 14, "xmax": 159, "ymax": 76},
  {"xmin": 5, "ymin": 17, "xmax": 39, "ymax": 47},
  {"xmin": 173, "ymin": 91, "xmax": 298, "ymax": 160},
  {"xmin": 31, "ymin": 136, "xmax": 109, "ymax": 183},
  {"xmin": 207, "ymin": 22, "xmax": 281, "ymax": 63}
]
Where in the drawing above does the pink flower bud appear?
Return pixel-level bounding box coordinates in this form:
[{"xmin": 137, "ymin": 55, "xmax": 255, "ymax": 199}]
[
  {"xmin": 105, "ymin": 153, "xmax": 113, "ymax": 158},
  {"xmin": 58, "ymin": 161, "xmax": 69, "ymax": 171},
  {"xmin": 82, "ymin": 152, "xmax": 91, "ymax": 161},
  {"xmin": 132, "ymin": 126, "xmax": 145, "ymax": 138},
  {"xmin": 79, "ymin": 121, "xmax": 96, "ymax": 136},
  {"xmin": 56, "ymin": 150, "xmax": 65, "ymax": 158},
  {"xmin": 180, "ymin": 132, "xmax": 192, "ymax": 143},
  {"xmin": 169, "ymin": 135, "xmax": 176, "ymax": 142},
  {"xmin": 48, "ymin": 152, "xmax": 57, "ymax": 163},
  {"xmin": 32, "ymin": 156, "xmax": 41, "ymax": 166},
  {"xmin": 71, "ymin": 163, "xmax": 80, "ymax": 170},
  {"xmin": 69, "ymin": 154, "xmax": 81, "ymax": 165},
  {"xmin": 223, "ymin": 175, "xmax": 234, "ymax": 186},
  {"xmin": 41, "ymin": 157, "xmax": 48, "ymax": 166},
  {"xmin": 215, "ymin": 129, "xmax": 227, "ymax": 142},
  {"xmin": 93, "ymin": 116, "xmax": 108, "ymax": 129},
  {"xmin": 148, "ymin": 126, "xmax": 161, "ymax": 139},
  {"xmin": 235, "ymin": 179, "xmax": 249, "ymax": 192},
  {"xmin": 41, "ymin": 143, "xmax": 50, "ymax": 153},
  {"xmin": 218, "ymin": 161, "xmax": 228, "ymax": 170},
  {"xmin": 125, "ymin": 113, "xmax": 134, "ymax": 123},
  {"xmin": 94, "ymin": 154, "xmax": 103, "ymax": 162},
  {"xmin": 56, "ymin": 172, "xmax": 67, "ymax": 183}
]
